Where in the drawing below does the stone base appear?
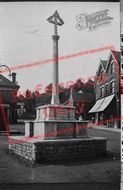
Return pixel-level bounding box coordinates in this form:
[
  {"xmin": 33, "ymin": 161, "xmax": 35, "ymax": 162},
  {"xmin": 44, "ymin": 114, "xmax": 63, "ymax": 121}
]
[
  {"xmin": 12, "ymin": 104, "xmax": 107, "ymax": 163},
  {"xmin": 25, "ymin": 120, "xmax": 88, "ymax": 140},
  {"xmin": 9, "ymin": 137, "xmax": 107, "ymax": 163},
  {"xmin": 35, "ymin": 104, "xmax": 76, "ymax": 121},
  {"xmin": 24, "ymin": 104, "xmax": 89, "ymax": 140}
]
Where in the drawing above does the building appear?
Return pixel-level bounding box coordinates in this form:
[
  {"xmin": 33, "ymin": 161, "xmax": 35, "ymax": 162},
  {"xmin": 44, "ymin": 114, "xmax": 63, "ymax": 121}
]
[
  {"xmin": 0, "ymin": 73, "xmax": 20, "ymax": 131},
  {"xmin": 16, "ymin": 92, "xmax": 37, "ymax": 121},
  {"xmin": 121, "ymin": 33, "xmax": 123, "ymax": 92},
  {"xmin": 36, "ymin": 93, "xmax": 51, "ymax": 107},
  {"xmin": 89, "ymin": 50, "xmax": 120, "ymax": 128},
  {"xmin": 68, "ymin": 90, "xmax": 95, "ymax": 120}
]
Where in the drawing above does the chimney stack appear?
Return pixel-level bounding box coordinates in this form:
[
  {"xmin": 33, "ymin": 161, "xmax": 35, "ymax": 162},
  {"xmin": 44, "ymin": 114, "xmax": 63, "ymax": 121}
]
[{"xmin": 12, "ymin": 72, "xmax": 16, "ymax": 84}]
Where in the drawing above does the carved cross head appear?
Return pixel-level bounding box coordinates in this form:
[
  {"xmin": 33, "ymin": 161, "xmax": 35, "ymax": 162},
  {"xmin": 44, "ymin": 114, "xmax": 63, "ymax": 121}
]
[{"xmin": 47, "ymin": 10, "xmax": 64, "ymax": 34}]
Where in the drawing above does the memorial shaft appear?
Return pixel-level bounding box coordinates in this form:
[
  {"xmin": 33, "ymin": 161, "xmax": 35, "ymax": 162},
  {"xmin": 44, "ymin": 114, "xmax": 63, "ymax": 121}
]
[
  {"xmin": 51, "ymin": 34, "xmax": 60, "ymax": 105},
  {"xmin": 47, "ymin": 10, "xmax": 64, "ymax": 105}
]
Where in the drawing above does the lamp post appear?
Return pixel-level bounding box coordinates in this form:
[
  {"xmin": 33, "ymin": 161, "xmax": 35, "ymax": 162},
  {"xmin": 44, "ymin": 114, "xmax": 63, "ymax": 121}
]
[{"xmin": 0, "ymin": 64, "xmax": 12, "ymax": 77}]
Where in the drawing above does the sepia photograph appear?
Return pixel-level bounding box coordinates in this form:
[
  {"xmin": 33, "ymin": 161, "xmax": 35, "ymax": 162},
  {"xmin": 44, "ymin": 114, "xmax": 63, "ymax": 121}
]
[{"xmin": 0, "ymin": 1, "xmax": 121, "ymax": 189}]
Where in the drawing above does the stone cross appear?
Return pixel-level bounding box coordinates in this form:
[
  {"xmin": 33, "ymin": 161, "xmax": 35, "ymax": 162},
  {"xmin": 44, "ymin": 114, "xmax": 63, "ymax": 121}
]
[{"xmin": 47, "ymin": 10, "xmax": 64, "ymax": 105}]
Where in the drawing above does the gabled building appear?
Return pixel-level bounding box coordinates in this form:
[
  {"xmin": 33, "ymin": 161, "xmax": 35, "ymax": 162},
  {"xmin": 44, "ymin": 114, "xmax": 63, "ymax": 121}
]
[
  {"xmin": 89, "ymin": 50, "xmax": 120, "ymax": 128},
  {"xmin": 69, "ymin": 90, "xmax": 95, "ymax": 120},
  {"xmin": 121, "ymin": 33, "xmax": 123, "ymax": 92},
  {"xmin": 0, "ymin": 73, "xmax": 20, "ymax": 130}
]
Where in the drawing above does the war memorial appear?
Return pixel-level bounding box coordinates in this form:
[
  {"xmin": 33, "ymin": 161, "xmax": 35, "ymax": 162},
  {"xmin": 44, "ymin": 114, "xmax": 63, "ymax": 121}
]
[{"xmin": 9, "ymin": 11, "xmax": 107, "ymax": 163}]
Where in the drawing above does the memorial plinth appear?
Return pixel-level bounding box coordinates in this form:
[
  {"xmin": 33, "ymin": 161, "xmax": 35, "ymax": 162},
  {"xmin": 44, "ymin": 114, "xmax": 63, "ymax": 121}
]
[
  {"xmin": 9, "ymin": 104, "xmax": 107, "ymax": 163},
  {"xmin": 25, "ymin": 105, "xmax": 88, "ymax": 139},
  {"xmin": 9, "ymin": 137, "xmax": 107, "ymax": 163}
]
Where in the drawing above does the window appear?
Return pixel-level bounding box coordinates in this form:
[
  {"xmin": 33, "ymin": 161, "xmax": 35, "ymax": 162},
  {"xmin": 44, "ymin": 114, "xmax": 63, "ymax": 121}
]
[
  {"xmin": 100, "ymin": 86, "xmax": 104, "ymax": 97},
  {"xmin": 111, "ymin": 62, "xmax": 115, "ymax": 74},
  {"xmin": 105, "ymin": 84, "xmax": 108, "ymax": 95},
  {"xmin": 110, "ymin": 81, "xmax": 115, "ymax": 94},
  {"xmin": 121, "ymin": 49, "xmax": 123, "ymax": 56},
  {"xmin": 96, "ymin": 85, "xmax": 99, "ymax": 99},
  {"xmin": 100, "ymin": 70, "xmax": 103, "ymax": 80}
]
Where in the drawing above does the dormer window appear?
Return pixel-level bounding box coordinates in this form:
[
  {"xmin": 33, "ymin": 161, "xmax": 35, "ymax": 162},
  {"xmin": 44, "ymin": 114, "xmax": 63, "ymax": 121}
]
[
  {"xmin": 100, "ymin": 70, "xmax": 103, "ymax": 80},
  {"xmin": 100, "ymin": 86, "xmax": 104, "ymax": 97}
]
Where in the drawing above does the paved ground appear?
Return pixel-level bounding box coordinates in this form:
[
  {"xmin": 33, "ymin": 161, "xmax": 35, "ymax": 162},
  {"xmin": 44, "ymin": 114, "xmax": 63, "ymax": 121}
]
[
  {"xmin": 0, "ymin": 124, "xmax": 121, "ymax": 183},
  {"xmin": 92, "ymin": 125, "xmax": 120, "ymax": 133}
]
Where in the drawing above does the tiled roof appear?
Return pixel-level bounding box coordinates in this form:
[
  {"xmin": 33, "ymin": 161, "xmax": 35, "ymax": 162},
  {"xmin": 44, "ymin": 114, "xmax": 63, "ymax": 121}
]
[
  {"xmin": 36, "ymin": 93, "xmax": 51, "ymax": 106},
  {"xmin": 0, "ymin": 74, "xmax": 19, "ymax": 89},
  {"xmin": 105, "ymin": 50, "xmax": 120, "ymax": 72},
  {"xmin": 96, "ymin": 50, "xmax": 120, "ymax": 75},
  {"xmin": 111, "ymin": 50, "xmax": 121, "ymax": 63},
  {"xmin": 36, "ymin": 91, "xmax": 95, "ymax": 107},
  {"xmin": 72, "ymin": 92, "xmax": 95, "ymax": 103}
]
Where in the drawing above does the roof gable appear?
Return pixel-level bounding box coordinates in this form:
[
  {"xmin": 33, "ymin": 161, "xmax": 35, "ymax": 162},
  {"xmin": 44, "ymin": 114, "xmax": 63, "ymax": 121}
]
[
  {"xmin": 100, "ymin": 59, "xmax": 107, "ymax": 70},
  {"xmin": 78, "ymin": 89, "xmax": 84, "ymax": 93},
  {"xmin": 96, "ymin": 49, "xmax": 120, "ymax": 77},
  {"xmin": 105, "ymin": 50, "xmax": 120, "ymax": 72},
  {"xmin": 96, "ymin": 59, "xmax": 107, "ymax": 77}
]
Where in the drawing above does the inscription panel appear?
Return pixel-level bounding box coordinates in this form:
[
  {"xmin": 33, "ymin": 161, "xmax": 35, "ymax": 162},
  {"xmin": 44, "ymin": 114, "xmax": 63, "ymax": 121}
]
[
  {"xmin": 57, "ymin": 123, "xmax": 75, "ymax": 138},
  {"xmin": 55, "ymin": 107, "xmax": 68, "ymax": 120},
  {"xmin": 45, "ymin": 122, "xmax": 57, "ymax": 139}
]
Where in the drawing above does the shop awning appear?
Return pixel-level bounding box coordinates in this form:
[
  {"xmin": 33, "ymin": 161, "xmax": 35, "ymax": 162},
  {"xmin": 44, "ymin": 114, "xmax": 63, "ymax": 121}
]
[
  {"xmin": 88, "ymin": 98, "xmax": 104, "ymax": 113},
  {"xmin": 89, "ymin": 94, "xmax": 115, "ymax": 113}
]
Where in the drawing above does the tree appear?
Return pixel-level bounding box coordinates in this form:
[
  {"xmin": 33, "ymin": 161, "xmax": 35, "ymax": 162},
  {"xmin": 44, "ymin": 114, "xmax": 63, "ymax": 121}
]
[
  {"xmin": 84, "ymin": 79, "xmax": 94, "ymax": 93},
  {"xmin": 45, "ymin": 83, "xmax": 52, "ymax": 95},
  {"xmin": 25, "ymin": 89, "xmax": 32, "ymax": 99},
  {"xmin": 72, "ymin": 79, "xmax": 85, "ymax": 92}
]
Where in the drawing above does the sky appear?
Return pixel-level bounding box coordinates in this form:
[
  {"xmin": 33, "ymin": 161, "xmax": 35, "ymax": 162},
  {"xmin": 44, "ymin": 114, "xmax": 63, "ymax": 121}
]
[
  {"xmin": 121, "ymin": 0, "xmax": 123, "ymax": 33},
  {"xmin": 0, "ymin": 2, "xmax": 120, "ymax": 94}
]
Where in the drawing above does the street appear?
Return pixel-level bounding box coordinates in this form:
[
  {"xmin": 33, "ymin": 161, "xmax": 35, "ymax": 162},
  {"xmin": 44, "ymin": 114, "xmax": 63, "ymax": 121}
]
[{"xmin": 0, "ymin": 124, "xmax": 120, "ymax": 183}]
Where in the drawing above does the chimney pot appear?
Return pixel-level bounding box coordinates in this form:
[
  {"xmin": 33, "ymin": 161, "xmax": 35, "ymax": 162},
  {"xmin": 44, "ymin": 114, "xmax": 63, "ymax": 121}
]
[{"xmin": 12, "ymin": 72, "xmax": 16, "ymax": 84}]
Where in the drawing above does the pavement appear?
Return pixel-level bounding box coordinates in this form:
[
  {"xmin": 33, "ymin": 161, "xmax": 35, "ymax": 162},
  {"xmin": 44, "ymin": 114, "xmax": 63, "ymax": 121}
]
[
  {"xmin": 90, "ymin": 125, "xmax": 121, "ymax": 133},
  {"xmin": 7, "ymin": 123, "xmax": 121, "ymax": 134}
]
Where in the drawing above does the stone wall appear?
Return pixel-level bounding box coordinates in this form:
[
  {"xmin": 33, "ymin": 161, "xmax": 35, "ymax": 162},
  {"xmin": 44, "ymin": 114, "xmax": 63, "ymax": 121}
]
[
  {"xmin": 9, "ymin": 139, "xmax": 35, "ymax": 162},
  {"xmin": 9, "ymin": 137, "xmax": 107, "ymax": 163}
]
